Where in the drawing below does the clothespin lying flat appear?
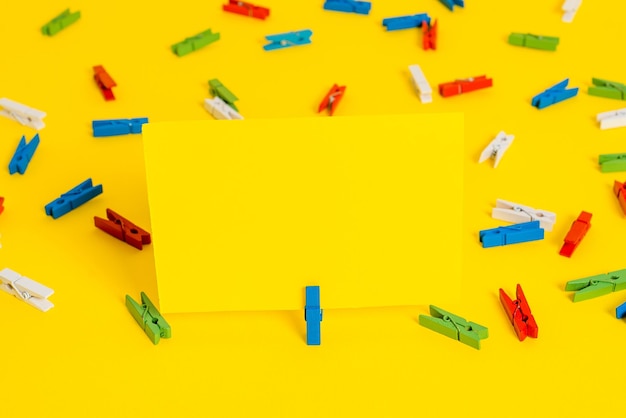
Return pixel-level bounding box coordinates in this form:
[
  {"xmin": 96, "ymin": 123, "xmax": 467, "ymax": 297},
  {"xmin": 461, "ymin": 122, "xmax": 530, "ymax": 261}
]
[
  {"xmin": 171, "ymin": 29, "xmax": 220, "ymax": 57},
  {"xmin": 499, "ymin": 284, "xmax": 538, "ymax": 341},
  {"xmin": 304, "ymin": 286, "xmax": 323, "ymax": 345},
  {"xmin": 562, "ymin": 0, "xmax": 582, "ymax": 23},
  {"xmin": 126, "ymin": 292, "xmax": 171, "ymax": 345},
  {"xmin": 318, "ymin": 84, "xmax": 346, "ymax": 116},
  {"xmin": 94, "ymin": 209, "xmax": 151, "ymax": 250},
  {"xmin": 223, "ymin": 0, "xmax": 270, "ymax": 19},
  {"xmin": 599, "ymin": 153, "xmax": 626, "ymax": 173},
  {"xmin": 508, "ymin": 33, "xmax": 559, "ymax": 51},
  {"xmin": 492, "ymin": 199, "xmax": 556, "ymax": 231},
  {"xmin": 382, "ymin": 14, "xmax": 430, "ymax": 31},
  {"xmin": 439, "ymin": 75, "xmax": 492, "ymax": 97},
  {"xmin": 41, "ymin": 9, "xmax": 80, "ymax": 36},
  {"xmin": 92, "ymin": 118, "xmax": 149, "ymax": 137},
  {"xmin": 408, "ymin": 65, "xmax": 432, "ymax": 104},
  {"xmin": 614, "ymin": 181, "xmax": 626, "ymax": 215},
  {"xmin": 617, "ymin": 301, "xmax": 626, "ymax": 318},
  {"xmin": 93, "ymin": 66, "xmax": 116, "ymax": 101},
  {"xmin": 480, "ymin": 221, "xmax": 544, "ymax": 248},
  {"xmin": 559, "ymin": 211, "xmax": 591, "ymax": 257},
  {"xmin": 0, "ymin": 98, "xmax": 46, "ymax": 130},
  {"xmin": 209, "ymin": 79, "xmax": 238, "ymax": 111},
  {"xmin": 9, "ymin": 134, "xmax": 40, "ymax": 175},
  {"xmin": 0, "ymin": 197, "xmax": 4, "ymax": 216},
  {"xmin": 478, "ymin": 131, "xmax": 514, "ymax": 168},
  {"xmin": 263, "ymin": 30, "xmax": 312, "ymax": 51},
  {"xmin": 323, "ymin": 0, "xmax": 371, "ymax": 15},
  {"xmin": 45, "ymin": 178, "xmax": 103, "ymax": 219},
  {"xmin": 532, "ymin": 79, "xmax": 578, "ymax": 109},
  {"xmin": 589, "ymin": 78, "xmax": 625, "ymax": 101},
  {"xmin": 596, "ymin": 108, "xmax": 626, "ymax": 130},
  {"xmin": 565, "ymin": 268, "xmax": 626, "ymax": 302},
  {"xmin": 204, "ymin": 97, "xmax": 244, "ymax": 120},
  {"xmin": 419, "ymin": 305, "xmax": 488, "ymax": 350},
  {"xmin": 0, "ymin": 268, "xmax": 54, "ymax": 312},
  {"xmin": 439, "ymin": 0, "xmax": 464, "ymax": 11},
  {"xmin": 421, "ymin": 20, "xmax": 437, "ymax": 50}
]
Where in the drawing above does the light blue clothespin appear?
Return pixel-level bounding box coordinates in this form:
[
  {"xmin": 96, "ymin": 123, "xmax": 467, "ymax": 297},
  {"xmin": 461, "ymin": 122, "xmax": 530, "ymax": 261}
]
[
  {"xmin": 263, "ymin": 30, "xmax": 312, "ymax": 51},
  {"xmin": 304, "ymin": 286, "xmax": 322, "ymax": 345},
  {"xmin": 323, "ymin": 0, "xmax": 371, "ymax": 15}
]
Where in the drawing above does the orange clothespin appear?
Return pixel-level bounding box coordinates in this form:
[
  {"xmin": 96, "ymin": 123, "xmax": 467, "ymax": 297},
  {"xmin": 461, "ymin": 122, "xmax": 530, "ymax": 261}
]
[
  {"xmin": 0, "ymin": 197, "xmax": 4, "ymax": 215},
  {"xmin": 559, "ymin": 211, "xmax": 592, "ymax": 257},
  {"xmin": 93, "ymin": 65, "xmax": 116, "ymax": 101},
  {"xmin": 438, "ymin": 75, "xmax": 493, "ymax": 97},
  {"xmin": 318, "ymin": 84, "xmax": 346, "ymax": 116},
  {"xmin": 421, "ymin": 19, "xmax": 437, "ymax": 50},
  {"xmin": 614, "ymin": 181, "xmax": 626, "ymax": 215},
  {"xmin": 499, "ymin": 284, "xmax": 538, "ymax": 341},
  {"xmin": 94, "ymin": 208, "xmax": 151, "ymax": 250}
]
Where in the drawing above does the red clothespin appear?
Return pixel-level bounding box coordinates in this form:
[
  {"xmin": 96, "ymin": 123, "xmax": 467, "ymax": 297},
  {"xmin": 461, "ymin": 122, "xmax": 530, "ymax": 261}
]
[
  {"xmin": 438, "ymin": 75, "xmax": 493, "ymax": 97},
  {"xmin": 559, "ymin": 211, "xmax": 592, "ymax": 257},
  {"xmin": 421, "ymin": 19, "xmax": 437, "ymax": 50},
  {"xmin": 94, "ymin": 209, "xmax": 151, "ymax": 250},
  {"xmin": 614, "ymin": 181, "xmax": 626, "ymax": 215},
  {"xmin": 0, "ymin": 197, "xmax": 4, "ymax": 215},
  {"xmin": 318, "ymin": 84, "xmax": 346, "ymax": 116},
  {"xmin": 223, "ymin": 0, "xmax": 270, "ymax": 19},
  {"xmin": 499, "ymin": 284, "xmax": 538, "ymax": 341},
  {"xmin": 93, "ymin": 65, "xmax": 116, "ymax": 101}
]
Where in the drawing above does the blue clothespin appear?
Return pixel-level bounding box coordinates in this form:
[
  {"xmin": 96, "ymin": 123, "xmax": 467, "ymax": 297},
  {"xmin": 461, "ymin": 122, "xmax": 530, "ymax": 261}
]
[
  {"xmin": 532, "ymin": 78, "xmax": 579, "ymax": 109},
  {"xmin": 617, "ymin": 301, "xmax": 626, "ymax": 318},
  {"xmin": 9, "ymin": 134, "xmax": 40, "ymax": 175},
  {"xmin": 382, "ymin": 13, "xmax": 430, "ymax": 31},
  {"xmin": 323, "ymin": 0, "xmax": 371, "ymax": 15},
  {"xmin": 440, "ymin": 0, "xmax": 464, "ymax": 11},
  {"xmin": 479, "ymin": 221, "xmax": 544, "ymax": 248},
  {"xmin": 305, "ymin": 286, "xmax": 323, "ymax": 345},
  {"xmin": 92, "ymin": 118, "xmax": 149, "ymax": 137},
  {"xmin": 45, "ymin": 178, "xmax": 103, "ymax": 219},
  {"xmin": 263, "ymin": 29, "xmax": 313, "ymax": 51}
]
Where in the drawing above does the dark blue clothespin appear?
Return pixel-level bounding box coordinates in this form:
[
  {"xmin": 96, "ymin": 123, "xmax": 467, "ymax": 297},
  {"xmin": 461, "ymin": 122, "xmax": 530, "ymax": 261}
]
[
  {"xmin": 323, "ymin": 0, "xmax": 371, "ymax": 15},
  {"xmin": 263, "ymin": 30, "xmax": 312, "ymax": 51},
  {"xmin": 479, "ymin": 220, "xmax": 544, "ymax": 248},
  {"xmin": 9, "ymin": 134, "xmax": 40, "ymax": 175},
  {"xmin": 382, "ymin": 13, "xmax": 430, "ymax": 31},
  {"xmin": 305, "ymin": 286, "xmax": 322, "ymax": 345},
  {"xmin": 532, "ymin": 78, "xmax": 579, "ymax": 109},
  {"xmin": 45, "ymin": 178, "xmax": 103, "ymax": 219},
  {"xmin": 92, "ymin": 118, "xmax": 149, "ymax": 137},
  {"xmin": 440, "ymin": 0, "xmax": 464, "ymax": 11}
]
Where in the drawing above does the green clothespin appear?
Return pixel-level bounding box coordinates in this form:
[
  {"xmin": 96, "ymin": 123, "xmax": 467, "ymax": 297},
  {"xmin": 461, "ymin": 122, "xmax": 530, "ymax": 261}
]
[
  {"xmin": 589, "ymin": 78, "xmax": 626, "ymax": 101},
  {"xmin": 565, "ymin": 269, "xmax": 626, "ymax": 302},
  {"xmin": 126, "ymin": 292, "xmax": 171, "ymax": 345},
  {"xmin": 41, "ymin": 9, "xmax": 81, "ymax": 36},
  {"xmin": 508, "ymin": 33, "xmax": 559, "ymax": 51},
  {"xmin": 599, "ymin": 153, "xmax": 626, "ymax": 173},
  {"xmin": 171, "ymin": 29, "xmax": 220, "ymax": 57},
  {"xmin": 208, "ymin": 79, "xmax": 239, "ymax": 110},
  {"xmin": 418, "ymin": 305, "xmax": 488, "ymax": 350}
]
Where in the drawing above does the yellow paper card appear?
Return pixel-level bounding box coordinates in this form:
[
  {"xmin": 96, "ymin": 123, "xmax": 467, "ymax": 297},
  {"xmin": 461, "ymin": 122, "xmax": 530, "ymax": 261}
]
[{"xmin": 142, "ymin": 114, "xmax": 463, "ymax": 313}]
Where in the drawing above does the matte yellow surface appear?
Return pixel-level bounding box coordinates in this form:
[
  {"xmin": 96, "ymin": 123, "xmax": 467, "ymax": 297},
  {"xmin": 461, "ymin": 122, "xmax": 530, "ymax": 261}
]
[{"xmin": 1, "ymin": 0, "xmax": 626, "ymax": 417}]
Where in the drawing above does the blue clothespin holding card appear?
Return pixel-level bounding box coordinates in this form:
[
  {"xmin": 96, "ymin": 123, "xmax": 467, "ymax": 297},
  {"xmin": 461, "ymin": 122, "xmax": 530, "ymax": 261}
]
[
  {"xmin": 263, "ymin": 29, "xmax": 313, "ymax": 51},
  {"xmin": 9, "ymin": 133, "xmax": 40, "ymax": 175},
  {"xmin": 45, "ymin": 178, "xmax": 103, "ymax": 219},
  {"xmin": 440, "ymin": 0, "xmax": 464, "ymax": 11},
  {"xmin": 479, "ymin": 220, "xmax": 544, "ymax": 248},
  {"xmin": 323, "ymin": 0, "xmax": 371, "ymax": 15},
  {"xmin": 532, "ymin": 78, "xmax": 579, "ymax": 109},
  {"xmin": 92, "ymin": 118, "xmax": 149, "ymax": 137},
  {"xmin": 382, "ymin": 13, "xmax": 430, "ymax": 31},
  {"xmin": 305, "ymin": 286, "xmax": 323, "ymax": 345}
]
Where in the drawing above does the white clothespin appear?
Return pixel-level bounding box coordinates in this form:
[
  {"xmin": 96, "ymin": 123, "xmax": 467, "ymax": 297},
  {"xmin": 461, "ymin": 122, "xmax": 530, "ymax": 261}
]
[
  {"xmin": 203, "ymin": 97, "xmax": 244, "ymax": 120},
  {"xmin": 597, "ymin": 108, "xmax": 626, "ymax": 130},
  {"xmin": 562, "ymin": 0, "xmax": 581, "ymax": 23},
  {"xmin": 408, "ymin": 64, "xmax": 432, "ymax": 104},
  {"xmin": 479, "ymin": 131, "xmax": 514, "ymax": 168},
  {"xmin": 0, "ymin": 268, "xmax": 54, "ymax": 312},
  {"xmin": 0, "ymin": 98, "xmax": 46, "ymax": 130},
  {"xmin": 492, "ymin": 199, "xmax": 557, "ymax": 232}
]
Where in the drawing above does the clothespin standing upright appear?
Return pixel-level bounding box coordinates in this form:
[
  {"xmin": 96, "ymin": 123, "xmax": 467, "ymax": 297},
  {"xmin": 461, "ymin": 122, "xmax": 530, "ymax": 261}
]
[
  {"xmin": 304, "ymin": 286, "xmax": 323, "ymax": 345},
  {"xmin": 318, "ymin": 84, "xmax": 346, "ymax": 116},
  {"xmin": 565, "ymin": 269, "xmax": 626, "ymax": 302},
  {"xmin": 126, "ymin": 292, "xmax": 171, "ymax": 344},
  {"xmin": 479, "ymin": 131, "xmax": 514, "ymax": 168},
  {"xmin": 9, "ymin": 134, "xmax": 40, "ymax": 175},
  {"xmin": 93, "ymin": 66, "xmax": 116, "ymax": 101},
  {"xmin": 499, "ymin": 284, "xmax": 538, "ymax": 341},
  {"xmin": 45, "ymin": 178, "xmax": 103, "ymax": 219},
  {"xmin": 559, "ymin": 211, "xmax": 591, "ymax": 257},
  {"xmin": 263, "ymin": 30, "xmax": 312, "ymax": 51},
  {"xmin": 562, "ymin": 0, "xmax": 581, "ymax": 23},
  {"xmin": 94, "ymin": 209, "xmax": 151, "ymax": 250},
  {"xmin": 0, "ymin": 98, "xmax": 46, "ymax": 130},
  {"xmin": 421, "ymin": 20, "xmax": 437, "ymax": 50},
  {"xmin": 439, "ymin": 0, "xmax": 464, "ymax": 11},
  {"xmin": 419, "ymin": 305, "xmax": 488, "ymax": 350},
  {"xmin": 0, "ymin": 268, "xmax": 54, "ymax": 312},
  {"xmin": 223, "ymin": 0, "xmax": 270, "ymax": 19},
  {"xmin": 408, "ymin": 65, "xmax": 432, "ymax": 104},
  {"xmin": 41, "ymin": 9, "xmax": 81, "ymax": 36},
  {"xmin": 532, "ymin": 79, "xmax": 578, "ymax": 109}
]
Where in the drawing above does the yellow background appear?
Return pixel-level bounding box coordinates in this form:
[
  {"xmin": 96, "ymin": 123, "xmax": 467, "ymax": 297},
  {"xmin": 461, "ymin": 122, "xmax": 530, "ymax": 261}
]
[{"xmin": 1, "ymin": 0, "xmax": 625, "ymax": 417}]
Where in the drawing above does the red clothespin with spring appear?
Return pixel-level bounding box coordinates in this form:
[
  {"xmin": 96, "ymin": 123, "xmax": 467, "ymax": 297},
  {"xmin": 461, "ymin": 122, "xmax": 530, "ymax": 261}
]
[
  {"xmin": 93, "ymin": 65, "xmax": 116, "ymax": 101},
  {"xmin": 94, "ymin": 208, "xmax": 151, "ymax": 250},
  {"xmin": 438, "ymin": 75, "xmax": 493, "ymax": 97},
  {"xmin": 499, "ymin": 284, "xmax": 538, "ymax": 341},
  {"xmin": 318, "ymin": 84, "xmax": 346, "ymax": 116},
  {"xmin": 223, "ymin": 0, "xmax": 270, "ymax": 19},
  {"xmin": 421, "ymin": 19, "xmax": 437, "ymax": 50},
  {"xmin": 559, "ymin": 211, "xmax": 592, "ymax": 257},
  {"xmin": 614, "ymin": 181, "xmax": 626, "ymax": 215}
]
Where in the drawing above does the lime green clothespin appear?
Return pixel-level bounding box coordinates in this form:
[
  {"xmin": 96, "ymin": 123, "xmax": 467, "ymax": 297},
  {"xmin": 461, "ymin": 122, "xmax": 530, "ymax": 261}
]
[
  {"xmin": 589, "ymin": 78, "xmax": 626, "ymax": 101},
  {"xmin": 419, "ymin": 305, "xmax": 488, "ymax": 350},
  {"xmin": 565, "ymin": 269, "xmax": 626, "ymax": 302},
  {"xmin": 209, "ymin": 79, "xmax": 239, "ymax": 110},
  {"xmin": 599, "ymin": 153, "xmax": 626, "ymax": 173},
  {"xmin": 171, "ymin": 29, "xmax": 220, "ymax": 57},
  {"xmin": 126, "ymin": 292, "xmax": 171, "ymax": 344},
  {"xmin": 41, "ymin": 9, "xmax": 81, "ymax": 36},
  {"xmin": 508, "ymin": 33, "xmax": 559, "ymax": 51}
]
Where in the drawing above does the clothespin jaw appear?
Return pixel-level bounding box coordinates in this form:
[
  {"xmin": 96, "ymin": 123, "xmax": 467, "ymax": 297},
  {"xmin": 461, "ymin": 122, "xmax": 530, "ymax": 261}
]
[
  {"xmin": 204, "ymin": 97, "xmax": 244, "ymax": 120},
  {"xmin": 408, "ymin": 65, "xmax": 432, "ymax": 104},
  {"xmin": 41, "ymin": 9, "xmax": 81, "ymax": 36},
  {"xmin": 223, "ymin": 1, "xmax": 270, "ymax": 19},
  {"xmin": 478, "ymin": 131, "xmax": 514, "ymax": 168},
  {"xmin": 171, "ymin": 29, "xmax": 221, "ymax": 57},
  {"xmin": 596, "ymin": 108, "xmax": 626, "ymax": 130},
  {"xmin": 419, "ymin": 305, "xmax": 488, "ymax": 350},
  {"xmin": 499, "ymin": 285, "xmax": 538, "ymax": 341},
  {"xmin": 304, "ymin": 286, "xmax": 323, "ymax": 345},
  {"xmin": 479, "ymin": 221, "xmax": 544, "ymax": 248},
  {"xmin": 318, "ymin": 84, "xmax": 346, "ymax": 116},
  {"xmin": 439, "ymin": 0, "xmax": 464, "ymax": 11},
  {"xmin": 0, "ymin": 98, "xmax": 46, "ymax": 130},
  {"xmin": 0, "ymin": 268, "xmax": 54, "ymax": 312},
  {"xmin": 382, "ymin": 14, "xmax": 431, "ymax": 31},
  {"xmin": 492, "ymin": 199, "xmax": 556, "ymax": 232},
  {"xmin": 94, "ymin": 209, "xmax": 151, "ymax": 250},
  {"xmin": 45, "ymin": 178, "xmax": 103, "ymax": 219},
  {"xmin": 92, "ymin": 118, "xmax": 149, "ymax": 137},
  {"xmin": 508, "ymin": 33, "xmax": 559, "ymax": 51},
  {"xmin": 323, "ymin": 0, "xmax": 371, "ymax": 15},
  {"xmin": 421, "ymin": 20, "xmax": 437, "ymax": 50},
  {"xmin": 209, "ymin": 79, "xmax": 239, "ymax": 111},
  {"xmin": 263, "ymin": 29, "xmax": 313, "ymax": 51},
  {"xmin": 565, "ymin": 269, "xmax": 626, "ymax": 302},
  {"xmin": 438, "ymin": 75, "xmax": 493, "ymax": 97},
  {"xmin": 93, "ymin": 66, "xmax": 117, "ymax": 101},
  {"xmin": 531, "ymin": 78, "xmax": 578, "ymax": 109},
  {"xmin": 126, "ymin": 292, "xmax": 171, "ymax": 345},
  {"xmin": 562, "ymin": 0, "xmax": 582, "ymax": 23},
  {"xmin": 589, "ymin": 78, "xmax": 626, "ymax": 101},
  {"xmin": 9, "ymin": 134, "xmax": 40, "ymax": 175},
  {"xmin": 559, "ymin": 211, "xmax": 591, "ymax": 257}
]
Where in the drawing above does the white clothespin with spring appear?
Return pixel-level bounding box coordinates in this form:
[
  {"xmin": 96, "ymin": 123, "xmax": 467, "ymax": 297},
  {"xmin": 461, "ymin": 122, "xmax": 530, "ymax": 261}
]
[
  {"xmin": 0, "ymin": 98, "xmax": 46, "ymax": 130},
  {"xmin": 0, "ymin": 268, "xmax": 54, "ymax": 312},
  {"xmin": 408, "ymin": 64, "xmax": 432, "ymax": 104},
  {"xmin": 204, "ymin": 97, "xmax": 244, "ymax": 120},
  {"xmin": 597, "ymin": 108, "xmax": 626, "ymax": 130},
  {"xmin": 479, "ymin": 131, "xmax": 515, "ymax": 168},
  {"xmin": 562, "ymin": 0, "xmax": 581, "ymax": 23},
  {"xmin": 492, "ymin": 199, "xmax": 556, "ymax": 232}
]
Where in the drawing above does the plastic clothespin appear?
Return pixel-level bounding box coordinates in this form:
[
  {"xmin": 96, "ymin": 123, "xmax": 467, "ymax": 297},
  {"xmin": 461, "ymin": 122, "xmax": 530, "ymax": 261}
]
[
  {"xmin": 323, "ymin": 0, "xmax": 371, "ymax": 15},
  {"xmin": 41, "ymin": 9, "xmax": 81, "ymax": 36},
  {"xmin": 479, "ymin": 221, "xmax": 544, "ymax": 248},
  {"xmin": 263, "ymin": 29, "xmax": 312, "ymax": 51},
  {"xmin": 171, "ymin": 29, "xmax": 220, "ymax": 57},
  {"xmin": 419, "ymin": 305, "xmax": 488, "ymax": 350},
  {"xmin": 439, "ymin": 0, "xmax": 464, "ymax": 11},
  {"xmin": 614, "ymin": 181, "xmax": 626, "ymax": 215},
  {"xmin": 565, "ymin": 268, "xmax": 626, "ymax": 302},
  {"xmin": 0, "ymin": 268, "xmax": 54, "ymax": 312},
  {"xmin": 126, "ymin": 292, "xmax": 171, "ymax": 345},
  {"xmin": 559, "ymin": 211, "xmax": 591, "ymax": 257},
  {"xmin": 499, "ymin": 284, "xmax": 538, "ymax": 341},
  {"xmin": 94, "ymin": 209, "xmax": 151, "ymax": 250},
  {"xmin": 92, "ymin": 118, "xmax": 148, "ymax": 137},
  {"xmin": 492, "ymin": 199, "xmax": 556, "ymax": 231},
  {"xmin": 204, "ymin": 97, "xmax": 244, "ymax": 120},
  {"xmin": 438, "ymin": 75, "xmax": 493, "ymax": 97},
  {"xmin": 599, "ymin": 153, "xmax": 626, "ymax": 173},
  {"xmin": 478, "ymin": 131, "xmax": 514, "ymax": 168},
  {"xmin": 304, "ymin": 286, "xmax": 323, "ymax": 345},
  {"xmin": 421, "ymin": 20, "xmax": 437, "ymax": 50},
  {"xmin": 93, "ymin": 66, "xmax": 116, "ymax": 101},
  {"xmin": 589, "ymin": 78, "xmax": 626, "ymax": 101},
  {"xmin": 382, "ymin": 14, "xmax": 430, "ymax": 31},
  {"xmin": 209, "ymin": 79, "xmax": 239, "ymax": 111},
  {"xmin": 508, "ymin": 33, "xmax": 559, "ymax": 51},
  {"xmin": 562, "ymin": 0, "xmax": 582, "ymax": 23},
  {"xmin": 9, "ymin": 134, "xmax": 40, "ymax": 175},
  {"xmin": 531, "ymin": 79, "xmax": 578, "ymax": 109},
  {"xmin": 0, "ymin": 98, "xmax": 46, "ymax": 130},
  {"xmin": 318, "ymin": 84, "xmax": 346, "ymax": 116},
  {"xmin": 408, "ymin": 65, "xmax": 432, "ymax": 104},
  {"xmin": 45, "ymin": 178, "xmax": 103, "ymax": 219},
  {"xmin": 596, "ymin": 108, "xmax": 626, "ymax": 130},
  {"xmin": 223, "ymin": 0, "xmax": 270, "ymax": 19}
]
